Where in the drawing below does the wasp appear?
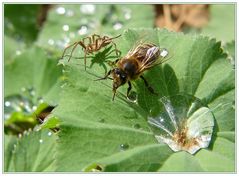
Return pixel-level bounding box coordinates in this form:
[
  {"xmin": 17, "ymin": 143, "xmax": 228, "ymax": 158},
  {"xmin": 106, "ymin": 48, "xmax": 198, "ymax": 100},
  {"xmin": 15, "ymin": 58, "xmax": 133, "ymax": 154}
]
[
  {"xmin": 97, "ymin": 43, "xmax": 169, "ymax": 100},
  {"xmin": 61, "ymin": 34, "xmax": 121, "ymax": 70}
]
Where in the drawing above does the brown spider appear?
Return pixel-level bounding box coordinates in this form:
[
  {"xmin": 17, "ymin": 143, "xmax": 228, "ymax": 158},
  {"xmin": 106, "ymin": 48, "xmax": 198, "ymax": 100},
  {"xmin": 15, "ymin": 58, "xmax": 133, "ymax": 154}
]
[{"xmin": 61, "ymin": 34, "xmax": 122, "ymax": 70}]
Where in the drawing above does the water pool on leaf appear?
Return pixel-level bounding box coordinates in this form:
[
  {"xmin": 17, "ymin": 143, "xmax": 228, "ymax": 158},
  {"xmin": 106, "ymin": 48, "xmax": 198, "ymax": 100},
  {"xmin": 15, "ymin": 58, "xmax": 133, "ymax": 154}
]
[{"xmin": 148, "ymin": 94, "xmax": 214, "ymax": 154}]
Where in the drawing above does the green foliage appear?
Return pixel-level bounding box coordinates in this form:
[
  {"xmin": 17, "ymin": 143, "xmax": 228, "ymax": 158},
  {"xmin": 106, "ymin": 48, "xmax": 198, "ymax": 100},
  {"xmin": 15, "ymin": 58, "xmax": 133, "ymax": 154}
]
[
  {"xmin": 4, "ymin": 4, "xmax": 41, "ymax": 43},
  {"xmin": 52, "ymin": 28, "xmax": 235, "ymax": 172},
  {"xmin": 37, "ymin": 4, "xmax": 154, "ymax": 55},
  {"xmin": 4, "ymin": 4, "xmax": 235, "ymax": 173},
  {"xmin": 4, "ymin": 129, "xmax": 57, "ymax": 172}
]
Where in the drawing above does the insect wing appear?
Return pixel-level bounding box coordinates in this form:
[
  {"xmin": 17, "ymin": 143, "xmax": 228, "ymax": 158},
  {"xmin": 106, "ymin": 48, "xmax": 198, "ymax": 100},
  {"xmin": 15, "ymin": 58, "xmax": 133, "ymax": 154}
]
[{"xmin": 138, "ymin": 46, "xmax": 160, "ymax": 72}]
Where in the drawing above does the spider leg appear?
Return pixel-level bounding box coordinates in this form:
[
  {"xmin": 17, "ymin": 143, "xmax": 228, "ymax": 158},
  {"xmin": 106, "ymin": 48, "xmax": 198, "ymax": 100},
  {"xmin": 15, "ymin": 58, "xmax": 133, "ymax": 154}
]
[
  {"xmin": 62, "ymin": 42, "xmax": 78, "ymax": 60},
  {"xmin": 67, "ymin": 42, "xmax": 83, "ymax": 62},
  {"xmin": 95, "ymin": 70, "xmax": 112, "ymax": 81}
]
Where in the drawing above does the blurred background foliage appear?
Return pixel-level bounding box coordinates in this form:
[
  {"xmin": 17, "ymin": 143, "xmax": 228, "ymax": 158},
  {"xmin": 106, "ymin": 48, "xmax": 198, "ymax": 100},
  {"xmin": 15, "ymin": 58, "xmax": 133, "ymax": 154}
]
[{"xmin": 4, "ymin": 3, "xmax": 235, "ymax": 172}]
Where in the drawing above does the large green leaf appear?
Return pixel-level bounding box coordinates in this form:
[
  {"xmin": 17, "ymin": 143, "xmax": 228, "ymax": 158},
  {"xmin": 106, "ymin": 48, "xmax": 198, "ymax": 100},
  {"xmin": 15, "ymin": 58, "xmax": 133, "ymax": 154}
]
[
  {"xmin": 37, "ymin": 4, "xmax": 154, "ymax": 55},
  {"xmin": 4, "ymin": 129, "xmax": 57, "ymax": 172},
  {"xmin": 53, "ymin": 28, "xmax": 235, "ymax": 172},
  {"xmin": 4, "ymin": 46, "xmax": 62, "ymax": 105},
  {"xmin": 4, "ymin": 4, "xmax": 41, "ymax": 43}
]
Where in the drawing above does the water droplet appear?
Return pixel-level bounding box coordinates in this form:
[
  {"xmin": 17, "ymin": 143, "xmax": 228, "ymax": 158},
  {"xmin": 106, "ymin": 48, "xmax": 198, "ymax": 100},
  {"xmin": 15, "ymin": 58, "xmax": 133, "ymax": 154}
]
[
  {"xmin": 66, "ymin": 9, "xmax": 74, "ymax": 17},
  {"xmin": 160, "ymin": 48, "xmax": 169, "ymax": 58},
  {"xmin": 80, "ymin": 4, "xmax": 96, "ymax": 15},
  {"xmin": 127, "ymin": 91, "xmax": 138, "ymax": 103},
  {"xmin": 18, "ymin": 133, "xmax": 22, "ymax": 138},
  {"xmin": 4, "ymin": 95, "xmax": 34, "ymax": 120},
  {"xmin": 28, "ymin": 87, "xmax": 36, "ymax": 97},
  {"xmin": 5, "ymin": 101, "xmax": 11, "ymax": 107},
  {"xmin": 56, "ymin": 7, "xmax": 66, "ymax": 15},
  {"xmin": 39, "ymin": 139, "xmax": 43, "ymax": 143},
  {"xmin": 48, "ymin": 132, "xmax": 52, "ymax": 136},
  {"xmin": 48, "ymin": 39, "xmax": 55, "ymax": 46},
  {"xmin": 13, "ymin": 144, "xmax": 17, "ymax": 148},
  {"xmin": 113, "ymin": 21, "xmax": 123, "ymax": 30},
  {"xmin": 32, "ymin": 105, "xmax": 37, "ymax": 111},
  {"xmin": 148, "ymin": 94, "xmax": 214, "ymax": 155},
  {"xmin": 123, "ymin": 8, "xmax": 132, "ymax": 20},
  {"xmin": 16, "ymin": 50, "xmax": 22, "ymax": 55},
  {"xmin": 133, "ymin": 124, "xmax": 141, "ymax": 129},
  {"xmin": 78, "ymin": 25, "xmax": 88, "ymax": 35},
  {"xmin": 21, "ymin": 87, "xmax": 27, "ymax": 92},
  {"xmin": 119, "ymin": 143, "xmax": 129, "ymax": 151},
  {"xmin": 62, "ymin": 24, "xmax": 70, "ymax": 32},
  {"xmin": 38, "ymin": 97, "xmax": 44, "ymax": 104}
]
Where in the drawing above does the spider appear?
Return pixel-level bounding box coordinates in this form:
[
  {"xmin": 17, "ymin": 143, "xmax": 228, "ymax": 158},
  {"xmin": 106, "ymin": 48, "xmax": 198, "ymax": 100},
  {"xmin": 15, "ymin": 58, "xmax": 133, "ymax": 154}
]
[{"xmin": 61, "ymin": 34, "xmax": 122, "ymax": 70}]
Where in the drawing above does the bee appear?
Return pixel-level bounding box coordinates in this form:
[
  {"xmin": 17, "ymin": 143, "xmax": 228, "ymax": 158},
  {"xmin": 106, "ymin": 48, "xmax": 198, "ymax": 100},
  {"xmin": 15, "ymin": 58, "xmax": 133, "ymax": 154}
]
[
  {"xmin": 61, "ymin": 34, "xmax": 121, "ymax": 70},
  {"xmin": 98, "ymin": 43, "xmax": 169, "ymax": 100}
]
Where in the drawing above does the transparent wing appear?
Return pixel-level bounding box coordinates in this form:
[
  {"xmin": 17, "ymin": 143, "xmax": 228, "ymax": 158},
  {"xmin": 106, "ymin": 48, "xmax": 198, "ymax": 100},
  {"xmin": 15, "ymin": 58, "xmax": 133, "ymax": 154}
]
[{"xmin": 138, "ymin": 47, "xmax": 171, "ymax": 73}]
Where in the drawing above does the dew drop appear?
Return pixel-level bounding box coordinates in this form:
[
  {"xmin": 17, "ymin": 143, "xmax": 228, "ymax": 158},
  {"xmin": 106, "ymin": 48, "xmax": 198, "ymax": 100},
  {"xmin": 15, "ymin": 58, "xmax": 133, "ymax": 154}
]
[
  {"xmin": 39, "ymin": 139, "xmax": 43, "ymax": 143},
  {"xmin": 78, "ymin": 25, "xmax": 88, "ymax": 35},
  {"xmin": 80, "ymin": 4, "xmax": 96, "ymax": 15},
  {"xmin": 21, "ymin": 87, "xmax": 27, "ymax": 92},
  {"xmin": 123, "ymin": 8, "xmax": 132, "ymax": 20},
  {"xmin": 48, "ymin": 39, "xmax": 55, "ymax": 46},
  {"xmin": 119, "ymin": 143, "xmax": 129, "ymax": 151},
  {"xmin": 160, "ymin": 48, "xmax": 169, "ymax": 58},
  {"xmin": 5, "ymin": 101, "xmax": 11, "ymax": 107},
  {"xmin": 38, "ymin": 97, "xmax": 44, "ymax": 104},
  {"xmin": 16, "ymin": 50, "xmax": 22, "ymax": 55},
  {"xmin": 48, "ymin": 132, "xmax": 52, "ymax": 136},
  {"xmin": 133, "ymin": 124, "xmax": 141, "ymax": 129},
  {"xmin": 28, "ymin": 87, "xmax": 36, "ymax": 97},
  {"xmin": 66, "ymin": 9, "xmax": 74, "ymax": 17},
  {"xmin": 56, "ymin": 7, "xmax": 66, "ymax": 15},
  {"xmin": 148, "ymin": 94, "xmax": 214, "ymax": 155},
  {"xmin": 4, "ymin": 95, "xmax": 35, "ymax": 120},
  {"xmin": 127, "ymin": 91, "xmax": 138, "ymax": 103},
  {"xmin": 62, "ymin": 24, "xmax": 70, "ymax": 32},
  {"xmin": 113, "ymin": 21, "xmax": 123, "ymax": 30},
  {"xmin": 32, "ymin": 105, "xmax": 37, "ymax": 111}
]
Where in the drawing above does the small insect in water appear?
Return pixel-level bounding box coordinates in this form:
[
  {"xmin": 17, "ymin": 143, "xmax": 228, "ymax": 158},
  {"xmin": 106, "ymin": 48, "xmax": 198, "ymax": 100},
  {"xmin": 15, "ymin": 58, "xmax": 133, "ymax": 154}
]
[
  {"xmin": 61, "ymin": 34, "xmax": 122, "ymax": 70},
  {"xmin": 97, "ymin": 43, "xmax": 170, "ymax": 100}
]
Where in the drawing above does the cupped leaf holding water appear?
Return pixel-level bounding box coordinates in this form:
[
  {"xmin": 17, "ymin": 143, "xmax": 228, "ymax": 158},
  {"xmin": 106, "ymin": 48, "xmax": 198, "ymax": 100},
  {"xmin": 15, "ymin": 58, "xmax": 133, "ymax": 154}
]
[{"xmin": 53, "ymin": 28, "xmax": 235, "ymax": 172}]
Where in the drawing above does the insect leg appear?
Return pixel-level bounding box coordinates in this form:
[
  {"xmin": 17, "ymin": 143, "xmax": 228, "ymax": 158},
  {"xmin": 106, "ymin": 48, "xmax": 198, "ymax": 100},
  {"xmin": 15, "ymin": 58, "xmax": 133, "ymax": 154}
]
[
  {"xmin": 140, "ymin": 76, "xmax": 158, "ymax": 95},
  {"xmin": 95, "ymin": 70, "xmax": 112, "ymax": 81},
  {"xmin": 126, "ymin": 81, "xmax": 132, "ymax": 98}
]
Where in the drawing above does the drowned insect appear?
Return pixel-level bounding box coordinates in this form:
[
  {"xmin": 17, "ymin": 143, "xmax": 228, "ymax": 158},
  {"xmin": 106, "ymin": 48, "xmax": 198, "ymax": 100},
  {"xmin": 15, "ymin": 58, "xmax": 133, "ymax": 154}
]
[
  {"xmin": 97, "ymin": 43, "xmax": 169, "ymax": 100},
  {"xmin": 61, "ymin": 34, "xmax": 122, "ymax": 70}
]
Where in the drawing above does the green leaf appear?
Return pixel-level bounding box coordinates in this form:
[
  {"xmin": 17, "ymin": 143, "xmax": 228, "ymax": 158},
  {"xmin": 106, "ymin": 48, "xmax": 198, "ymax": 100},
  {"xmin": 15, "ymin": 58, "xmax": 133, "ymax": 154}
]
[
  {"xmin": 4, "ymin": 35, "xmax": 25, "ymax": 65},
  {"xmin": 37, "ymin": 4, "xmax": 154, "ymax": 55},
  {"xmin": 86, "ymin": 144, "xmax": 173, "ymax": 172},
  {"xmin": 5, "ymin": 129, "xmax": 57, "ymax": 172},
  {"xmin": 201, "ymin": 4, "xmax": 235, "ymax": 43},
  {"xmin": 4, "ymin": 46, "xmax": 62, "ymax": 105},
  {"xmin": 4, "ymin": 135, "xmax": 17, "ymax": 172},
  {"xmin": 53, "ymin": 28, "xmax": 234, "ymax": 172},
  {"xmin": 4, "ymin": 4, "xmax": 41, "ymax": 43}
]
